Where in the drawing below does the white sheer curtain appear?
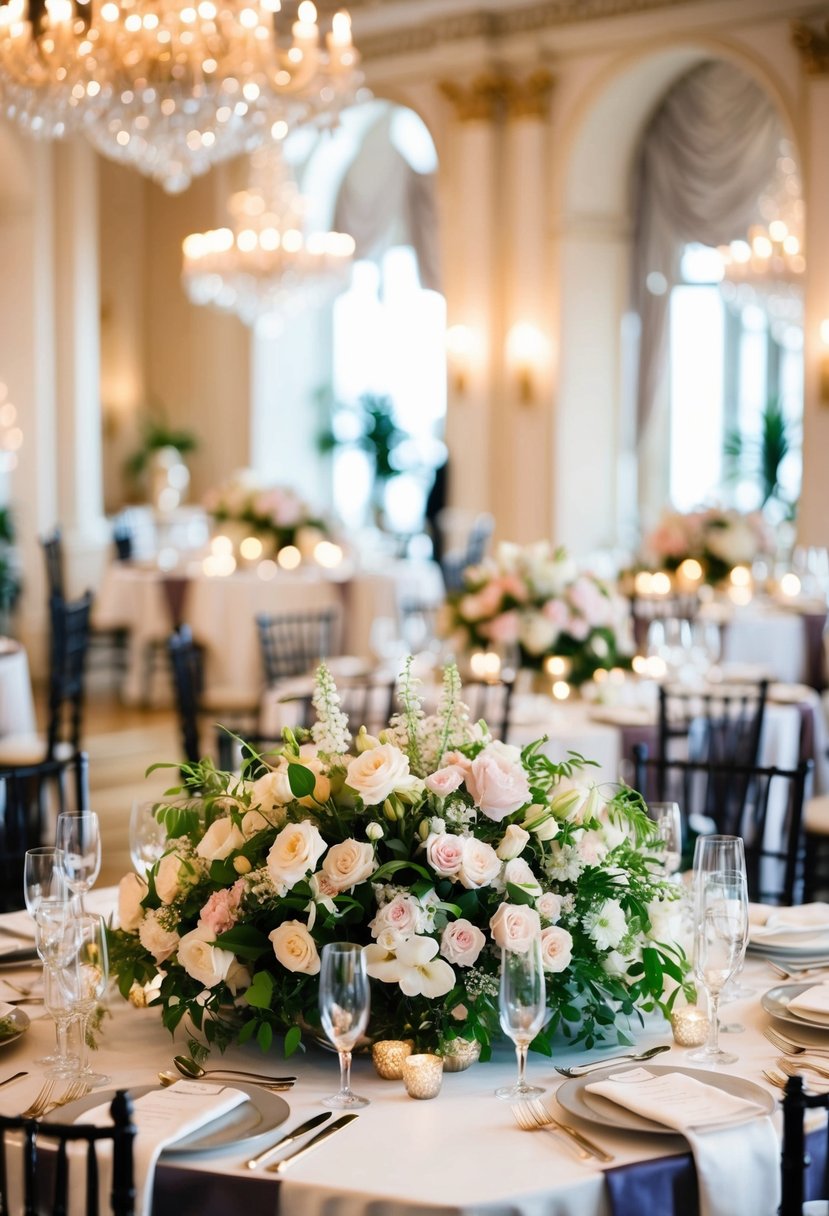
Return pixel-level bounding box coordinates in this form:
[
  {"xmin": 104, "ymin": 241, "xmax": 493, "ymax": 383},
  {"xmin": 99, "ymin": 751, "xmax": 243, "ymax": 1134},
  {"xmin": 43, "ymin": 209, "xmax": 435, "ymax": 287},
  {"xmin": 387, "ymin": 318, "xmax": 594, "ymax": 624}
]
[{"xmin": 632, "ymin": 60, "xmax": 782, "ymax": 444}]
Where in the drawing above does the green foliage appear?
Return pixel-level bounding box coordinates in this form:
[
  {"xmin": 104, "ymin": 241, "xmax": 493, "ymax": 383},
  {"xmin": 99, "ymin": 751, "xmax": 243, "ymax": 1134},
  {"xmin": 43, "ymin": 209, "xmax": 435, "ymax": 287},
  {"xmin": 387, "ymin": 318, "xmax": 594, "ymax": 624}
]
[
  {"xmin": 125, "ymin": 408, "xmax": 199, "ymax": 484},
  {"xmin": 724, "ymin": 396, "xmax": 798, "ymax": 515},
  {"xmin": 319, "ymin": 393, "xmax": 409, "ymax": 487}
]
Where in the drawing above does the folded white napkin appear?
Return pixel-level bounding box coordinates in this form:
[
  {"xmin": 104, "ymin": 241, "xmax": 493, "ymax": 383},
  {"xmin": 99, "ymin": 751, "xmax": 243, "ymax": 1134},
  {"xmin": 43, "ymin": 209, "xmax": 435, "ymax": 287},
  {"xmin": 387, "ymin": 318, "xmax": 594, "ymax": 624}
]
[
  {"xmin": 76, "ymin": 1080, "xmax": 248, "ymax": 1216},
  {"xmin": 752, "ymin": 904, "xmax": 829, "ymax": 938},
  {"xmin": 788, "ymin": 983, "xmax": 829, "ymax": 1017},
  {"xmin": 586, "ymin": 1069, "xmax": 779, "ymax": 1216}
]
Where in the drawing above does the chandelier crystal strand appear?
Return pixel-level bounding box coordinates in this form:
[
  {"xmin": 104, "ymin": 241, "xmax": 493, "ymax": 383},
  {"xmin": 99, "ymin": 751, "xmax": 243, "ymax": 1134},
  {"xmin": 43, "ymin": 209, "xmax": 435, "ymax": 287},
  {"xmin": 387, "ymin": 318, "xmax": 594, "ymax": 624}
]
[
  {"xmin": 181, "ymin": 140, "xmax": 355, "ymax": 325},
  {"xmin": 0, "ymin": 0, "xmax": 361, "ymax": 192}
]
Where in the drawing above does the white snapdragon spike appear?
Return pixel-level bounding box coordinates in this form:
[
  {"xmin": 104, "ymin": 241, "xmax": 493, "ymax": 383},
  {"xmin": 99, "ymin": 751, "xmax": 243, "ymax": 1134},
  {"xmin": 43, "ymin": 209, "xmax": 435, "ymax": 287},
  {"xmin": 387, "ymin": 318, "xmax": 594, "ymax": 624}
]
[
  {"xmin": 394, "ymin": 936, "xmax": 455, "ymax": 998},
  {"xmin": 583, "ymin": 898, "xmax": 628, "ymax": 951},
  {"xmin": 311, "ymin": 662, "xmax": 351, "ymax": 755}
]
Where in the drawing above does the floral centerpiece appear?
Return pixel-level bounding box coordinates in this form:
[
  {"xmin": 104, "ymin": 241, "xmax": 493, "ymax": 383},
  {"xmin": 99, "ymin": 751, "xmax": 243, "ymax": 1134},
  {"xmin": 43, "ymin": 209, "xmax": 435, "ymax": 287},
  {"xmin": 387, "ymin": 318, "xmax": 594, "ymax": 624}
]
[
  {"xmin": 109, "ymin": 662, "xmax": 690, "ymax": 1061},
  {"xmin": 203, "ymin": 469, "xmax": 329, "ymax": 558},
  {"xmin": 643, "ymin": 507, "xmax": 773, "ymax": 585},
  {"xmin": 442, "ymin": 541, "xmax": 630, "ymax": 686}
]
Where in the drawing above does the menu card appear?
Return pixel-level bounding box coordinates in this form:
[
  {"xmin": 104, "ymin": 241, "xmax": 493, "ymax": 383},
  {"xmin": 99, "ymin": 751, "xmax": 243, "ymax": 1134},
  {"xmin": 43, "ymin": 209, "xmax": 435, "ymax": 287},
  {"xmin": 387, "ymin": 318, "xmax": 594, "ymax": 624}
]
[{"xmin": 585, "ymin": 1068, "xmax": 766, "ymax": 1133}]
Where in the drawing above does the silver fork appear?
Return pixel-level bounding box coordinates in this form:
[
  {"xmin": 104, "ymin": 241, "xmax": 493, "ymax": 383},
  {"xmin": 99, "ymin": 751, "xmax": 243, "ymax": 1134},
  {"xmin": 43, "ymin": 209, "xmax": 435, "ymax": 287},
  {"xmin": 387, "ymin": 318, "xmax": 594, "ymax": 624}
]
[
  {"xmin": 21, "ymin": 1079, "xmax": 57, "ymax": 1119},
  {"xmin": 763, "ymin": 1025, "xmax": 829, "ymax": 1058},
  {"xmin": 512, "ymin": 1100, "xmax": 615, "ymax": 1162}
]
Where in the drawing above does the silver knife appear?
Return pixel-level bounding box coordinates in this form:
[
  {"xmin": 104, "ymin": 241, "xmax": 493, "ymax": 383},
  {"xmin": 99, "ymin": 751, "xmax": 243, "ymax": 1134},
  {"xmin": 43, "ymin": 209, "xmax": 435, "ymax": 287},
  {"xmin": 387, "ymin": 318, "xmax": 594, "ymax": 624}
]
[
  {"xmin": 0, "ymin": 1072, "xmax": 26, "ymax": 1090},
  {"xmin": 243, "ymin": 1112, "xmax": 332, "ymax": 1169},
  {"xmin": 267, "ymin": 1113, "xmax": 358, "ymax": 1174}
]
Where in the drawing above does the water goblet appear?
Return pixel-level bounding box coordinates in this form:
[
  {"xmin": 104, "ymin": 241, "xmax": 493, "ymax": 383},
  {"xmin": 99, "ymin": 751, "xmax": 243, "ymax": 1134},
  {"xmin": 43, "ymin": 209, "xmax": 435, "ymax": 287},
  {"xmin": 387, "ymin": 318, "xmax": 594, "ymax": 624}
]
[
  {"xmin": 56, "ymin": 811, "xmax": 101, "ymax": 913},
  {"xmin": 129, "ymin": 801, "xmax": 168, "ymax": 878},
  {"xmin": 647, "ymin": 802, "xmax": 682, "ymax": 876},
  {"xmin": 64, "ymin": 914, "xmax": 110, "ymax": 1089},
  {"xmin": 318, "ymin": 942, "xmax": 370, "ymax": 1109},
  {"xmin": 34, "ymin": 896, "xmax": 78, "ymax": 1069},
  {"xmin": 23, "ymin": 847, "xmax": 66, "ymax": 916},
  {"xmin": 495, "ymin": 937, "xmax": 546, "ymax": 1100},
  {"xmin": 43, "ymin": 963, "xmax": 80, "ymax": 1077},
  {"xmin": 692, "ymin": 834, "xmax": 752, "ymax": 1012},
  {"xmin": 687, "ymin": 870, "xmax": 748, "ymax": 1066}
]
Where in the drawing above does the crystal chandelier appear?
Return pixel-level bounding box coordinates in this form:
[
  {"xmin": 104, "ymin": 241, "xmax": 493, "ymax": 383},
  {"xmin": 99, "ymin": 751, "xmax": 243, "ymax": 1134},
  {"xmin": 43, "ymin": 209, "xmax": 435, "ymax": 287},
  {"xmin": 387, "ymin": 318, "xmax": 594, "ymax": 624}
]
[
  {"xmin": 181, "ymin": 142, "xmax": 355, "ymax": 326},
  {"xmin": 0, "ymin": 1, "xmax": 361, "ymax": 192}
]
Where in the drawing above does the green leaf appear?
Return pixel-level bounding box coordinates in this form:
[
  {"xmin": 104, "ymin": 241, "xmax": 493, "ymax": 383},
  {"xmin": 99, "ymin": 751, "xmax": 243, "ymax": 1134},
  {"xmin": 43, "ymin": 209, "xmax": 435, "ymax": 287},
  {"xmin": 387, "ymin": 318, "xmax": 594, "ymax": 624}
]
[
  {"xmin": 244, "ymin": 971, "xmax": 275, "ymax": 1010},
  {"xmin": 505, "ymin": 883, "xmax": 537, "ymax": 907},
  {"xmin": 283, "ymin": 1025, "xmax": 302, "ymax": 1057},
  {"xmin": 238, "ymin": 1019, "xmax": 257, "ymax": 1045},
  {"xmin": 257, "ymin": 1021, "xmax": 274, "ymax": 1052},
  {"xmin": 642, "ymin": 947, "xmax": 663, "ymax": 996},
  {"xmin": 288, "ymin": 763, "xmax": 316, "ymax": 798},
  {"xmin": 214, "ymin": 925, "xmax": 270, "ymax": 960}
]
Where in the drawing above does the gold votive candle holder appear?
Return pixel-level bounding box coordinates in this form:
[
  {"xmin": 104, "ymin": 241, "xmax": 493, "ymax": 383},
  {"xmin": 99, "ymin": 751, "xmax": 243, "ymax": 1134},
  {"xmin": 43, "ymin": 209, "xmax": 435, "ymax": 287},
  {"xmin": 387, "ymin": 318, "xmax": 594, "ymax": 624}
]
[
  {"xmin": 402, "ymin": 1053, "xmax": 443, "ymax": 1099},
  {"xmin": 371, "ymin": 1039, "xmax": 415, "ymax": 1080},
  {"xmin": 670, "ymin": 1005, "xmax": 710, "ymax": 1047},
  {"xmin": 440, "ymin": 1037, "xmax": 482, "ymax": 1073}
]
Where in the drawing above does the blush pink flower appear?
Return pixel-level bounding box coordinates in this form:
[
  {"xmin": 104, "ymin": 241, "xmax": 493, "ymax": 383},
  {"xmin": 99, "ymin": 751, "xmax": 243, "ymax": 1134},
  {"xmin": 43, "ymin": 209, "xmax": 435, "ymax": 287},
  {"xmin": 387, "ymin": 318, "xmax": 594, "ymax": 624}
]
[
  {"xmin": 466, "ymin": 744, "xmax": 531, "ymax": 822},
  {"xmin": 482, "ymin": 610, "xmax": 521, "ymax": 645},
  {"xmin": 199, "ymin": 883, "xmax": 244, "ymax": 936},
  {"xmin": 425, "ymin": 766, "xmax": 465, "ymax": 797}
]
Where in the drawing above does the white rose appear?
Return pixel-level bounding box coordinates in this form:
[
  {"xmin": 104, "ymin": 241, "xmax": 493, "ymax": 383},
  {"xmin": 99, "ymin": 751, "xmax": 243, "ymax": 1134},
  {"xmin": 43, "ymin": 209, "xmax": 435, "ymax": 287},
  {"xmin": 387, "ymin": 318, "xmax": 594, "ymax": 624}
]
[
  {"xmin": 458, "ymin": 837, "xmax": 501, "ymax": 890},
  {"xmin": 269, "ymin": 920, "xmax": 321, "ymax": 975},
  {"xmin": 241, "ymin": 810, "xmax": 274, "ymax": 839},
  {"xmin": 177, "ymin": 927, "xmax": 235, "ymax": 988},
  {"xmin": 118, "ymin": 872, "xmax": 147, "ymax": 931},
  {"xmin": 502, "ymin": 857, "xmax": 542, "ymax": 898},
  {"xmin": 489, "ymin": 902, "xmax": 541, "ymax": 953},
  {"xmin": 155, "ymin": 853, "xmax": 197, "ymax": 905},
  {"xmin": 196, "ymin": 817, "xmax": 246, "ymax": 863},
  {"xmin": 540, "ymin": 925, "xmax": 573, "ymax": 973},
  {"xmin": 266, "ymin": 820, "xmax": 327, "ymax": 890},
  {"xmin": 519, "ymin": 612, "xmax": 560, "ymax": 657},
  {"xmin": 537, "ymin": 891, "xmax": 562, "ymax": 924},
  {"xmin": 252, "ymin": 768, "xmax": 294, "ymax": 810},
  {"xmin": 346, "ymin": 744, "xmax": 413, "ymax": 806},
  {"xmin": 497, "ymin": 824, "xmax": 530, "ymax": 861},
  {"xmin": 440, "ymin": 919, "xmax": 486, "ymax": 967},
  {"xmin": 321, "ymin": 839, "xmax": 376, "ymax": 892},
  {"xmin": 138, "ymin": 909, "xmax": 179, "ymax": 962}
]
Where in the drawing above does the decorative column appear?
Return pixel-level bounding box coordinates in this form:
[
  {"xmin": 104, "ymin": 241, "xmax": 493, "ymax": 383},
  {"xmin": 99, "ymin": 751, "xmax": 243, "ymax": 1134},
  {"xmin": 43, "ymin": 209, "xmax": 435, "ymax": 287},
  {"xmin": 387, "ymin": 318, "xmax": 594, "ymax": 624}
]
[
  {"xmin": 499, "ymin": 71, "xmax": 554, "ymax": 543},
  {"xmin": 792, "ymin": 21, "xmax": 829, "ymax": 546},
  {"xmin": 437, "ymin": 76, "xmax": 502, "ymax": 524}
]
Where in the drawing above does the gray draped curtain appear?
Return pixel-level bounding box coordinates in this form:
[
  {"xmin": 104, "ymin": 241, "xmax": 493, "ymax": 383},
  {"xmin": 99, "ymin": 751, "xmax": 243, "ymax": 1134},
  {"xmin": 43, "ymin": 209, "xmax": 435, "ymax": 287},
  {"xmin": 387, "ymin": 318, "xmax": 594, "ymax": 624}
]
[
  {"xmin": 333, "ymin": 109, "xmax": 442, "ymax": 294},
  {"xmin": 632, "ymin": 60, "xmax": 783, "ymax": 441}
]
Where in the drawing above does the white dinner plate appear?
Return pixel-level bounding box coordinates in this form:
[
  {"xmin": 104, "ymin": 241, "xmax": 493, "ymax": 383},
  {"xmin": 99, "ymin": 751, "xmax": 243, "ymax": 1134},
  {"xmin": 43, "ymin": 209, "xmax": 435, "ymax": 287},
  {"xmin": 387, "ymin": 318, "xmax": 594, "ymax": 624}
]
[
  {"xmin": 760, "ymin": 982, "xmax": 829, "ymax": 1031},
  {"xmin": 555, "ymin": 1064, "xmax": 774, "ymax": 1137},
  {"xmin": 47, "ymin": 1081, "xmax": 290, "ymax": 1155},
  {"xmin": 0, "ymin": 1006, "xmax": 28, "ymax": 1048}
]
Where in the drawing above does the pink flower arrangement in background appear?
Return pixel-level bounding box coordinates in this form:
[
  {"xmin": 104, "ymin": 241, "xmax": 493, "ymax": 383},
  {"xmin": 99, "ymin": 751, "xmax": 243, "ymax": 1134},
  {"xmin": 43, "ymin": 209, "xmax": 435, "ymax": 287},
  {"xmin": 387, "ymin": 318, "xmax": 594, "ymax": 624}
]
[
  {"xmin": 204, "ymin": 469, "xmax": 329, "ymax": 555},
  {"xmin": 642, "ymin": 507, "xmax": 774, "ymax": 584}
]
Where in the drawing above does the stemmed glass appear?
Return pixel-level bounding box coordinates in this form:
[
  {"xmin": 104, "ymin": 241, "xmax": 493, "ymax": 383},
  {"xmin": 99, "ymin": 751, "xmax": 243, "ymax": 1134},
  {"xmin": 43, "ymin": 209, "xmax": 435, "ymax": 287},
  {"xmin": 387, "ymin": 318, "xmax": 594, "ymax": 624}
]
[
  {"xmin": 129, "ymin": 801, "xmax": 168, "ymax": 878},
  {"xmin": 693, "ymin": 834, "xmax": 752, "ymax": 1014},
  {"xmin": 495, "ymin": 937, "xmax": 546, "ymax": 1101},
  {"xmin": 64, "ymin": 914, "xmax": 110, "ymax": 1089},
  {"xmin": 56, "ymin": 811, "xmax": 101, "ymax": 913},
  {"xmin": 318, "ymin": 943, "xmax": 370, "ymax": 1110},
  {"xmin": 43, "ymin": 962, "xmax": 79, "ymax": 1076},
  {"xmin": 688, "ymin": 869, "xmax": 749, "ymax": 1065},
  {"xmin": 648, "ymin": 802, "xmax": 682, "ymax": 877},
  {"xmin": 23, "ymin": 847, "xmax": 66, "ymax": 916},
  {"xmin": 34, "ymin": 896, "xmax": 78, "ymax": 1070}
]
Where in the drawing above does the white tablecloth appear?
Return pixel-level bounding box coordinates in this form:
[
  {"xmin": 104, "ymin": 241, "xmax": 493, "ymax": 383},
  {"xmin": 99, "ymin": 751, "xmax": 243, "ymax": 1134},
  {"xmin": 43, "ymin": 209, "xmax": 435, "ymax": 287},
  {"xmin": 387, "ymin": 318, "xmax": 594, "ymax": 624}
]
[
  {"xmin": 0, "ymin": 641, "xmax": 36, "ymax": 738},
  {"xmin": 711, "ymin": 599, "xmax": 826, "ymax": 688},
  {"xmin": 0, "ymin": 893, "xmax": 800, "ymax": 1216}
]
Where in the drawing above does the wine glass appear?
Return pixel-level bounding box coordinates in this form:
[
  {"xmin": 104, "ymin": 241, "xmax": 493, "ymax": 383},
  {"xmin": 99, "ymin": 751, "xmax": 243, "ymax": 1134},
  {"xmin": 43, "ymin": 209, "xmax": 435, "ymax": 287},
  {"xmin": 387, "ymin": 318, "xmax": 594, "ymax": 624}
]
[
  {"xmin": 692, "ymin": 833, "xmax": 752, "ymax": 1012},
  {"xmin": 34, "ymin": 896, "xmax": 78, "ymax": 1069},
  {"xmin": 43, "ymin": 962, "xmax": 79, "ymax": 1077},
  {"xmin": 318, "ymin": 942, "xmax": 370, "ymax": 1109},
  {"xmin": 688, "ymin": 869, "xmax": 749, "ymax": 1065},
  {"xmin": 23, "ymin": 847, "xmax": 66, "ymax": 916},
  {"xmin": 56, "ymin": 811, "xmax": 101, "ymax": 913},
  {"xmin": 64, "ymin": 914, "xmax": 110, "ymax": 1088},
  {"xmin": 647, "ymin": 802, "xmax": 682, "ymax": 876},
  {"xmin": 129, "ymin": 801, "xmax": 168, "ymax": 878},
  {"xmin": 495, "ymin": 937, "xmax": 546, "ymax": 1101}
]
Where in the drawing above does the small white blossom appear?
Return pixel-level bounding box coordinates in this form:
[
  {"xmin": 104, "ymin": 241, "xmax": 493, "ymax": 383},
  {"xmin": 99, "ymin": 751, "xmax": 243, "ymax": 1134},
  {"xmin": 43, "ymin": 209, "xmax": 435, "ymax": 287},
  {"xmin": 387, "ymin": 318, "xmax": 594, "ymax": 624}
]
[{"xmin": 583, "ymin": 898, "xmax": 627, "ymax": 951}]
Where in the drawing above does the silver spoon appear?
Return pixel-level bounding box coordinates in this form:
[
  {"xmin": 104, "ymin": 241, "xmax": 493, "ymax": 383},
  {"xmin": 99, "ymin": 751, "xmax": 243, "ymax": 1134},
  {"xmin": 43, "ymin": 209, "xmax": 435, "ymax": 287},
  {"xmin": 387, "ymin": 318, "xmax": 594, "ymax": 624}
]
[
  {"xmin": 159, "ymin": 1069, "xmax": 294, "ymax": 1091},
  {"xmin": 173, "ymin": 1056, "xmax": 297, "ymax": 1084},
  {"xmin": 554, "ymin": 1043, "xmax": 671, "ymax": 1078}
]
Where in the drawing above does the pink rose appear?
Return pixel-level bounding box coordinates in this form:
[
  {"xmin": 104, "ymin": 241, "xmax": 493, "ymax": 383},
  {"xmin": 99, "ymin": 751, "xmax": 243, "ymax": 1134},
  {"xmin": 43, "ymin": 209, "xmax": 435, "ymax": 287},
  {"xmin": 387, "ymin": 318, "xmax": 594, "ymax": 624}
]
[
  {"xmin": 425, "ymin": 766, "xmax": 465, "ymax": 797},
  {"xmin": 370, "ymin": 893, "xmax": 421, "ymax": 944},
  {"xmin": 425, "ymin": 832, "xmax": 465, "ymax": 878},
  {"xmin": 489, "ymin": 902, "xmax": 541, "ymax": 954},
  {"xmin": 442, "ymin": 750, "xmax": 472, "ymax": 775},
  {"xmin": 458, "ymin": 837, "xmax": 501, "ymax": 890},
  {"xmin": 199, "ymin": 884, "xmax": 244, "ymax": 936},
  {"xmin": 576, "ymin": 829, "xmax": 608, "ymax": 867},
  {"xmin": 481, "ymin": 610, "xmax": 520, "ymax": 645},
  {"xmin": 540, "ymin": 925, "xmax": 573, "ymax": 973},
  {"xmin": 542, "ymin": 598, "xmax": 569, "ymax": 629},
  {"xmin": 466, "ymin": 745, "xmax": 531, "ymax": 822},
  {"xmin": 440, "ymin": 919, "xmax": 486, "ymax": 967},
  {"xmin": 537, "ymin": 891, "xmax": 562, "ymax": 923}
]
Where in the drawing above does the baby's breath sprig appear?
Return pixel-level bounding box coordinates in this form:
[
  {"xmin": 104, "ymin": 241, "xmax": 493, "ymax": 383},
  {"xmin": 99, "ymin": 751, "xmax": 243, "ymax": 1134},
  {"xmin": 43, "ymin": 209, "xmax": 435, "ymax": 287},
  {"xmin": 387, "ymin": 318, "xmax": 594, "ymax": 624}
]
[
  {"xmin": 311, "ymin": 662, "xmax": 351, "ymax": 756},
  {"xmin": 434, "ymin": 661, "xmax": 468, "ymax": 768}
]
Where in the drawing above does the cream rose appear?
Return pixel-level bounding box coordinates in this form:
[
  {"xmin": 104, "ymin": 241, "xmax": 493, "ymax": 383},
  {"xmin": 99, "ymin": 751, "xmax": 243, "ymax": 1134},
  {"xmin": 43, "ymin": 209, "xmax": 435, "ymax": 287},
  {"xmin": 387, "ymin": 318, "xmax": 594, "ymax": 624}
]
[
  {"xmin": 489, "ymin": 902, "xmax": 541, "ymax": 953},
  {"xmin": 241, "ymin": 809, "xmax": 274, "ymax": 839},
  {"xmin": 252, "ymin": 767, "xmax": 294, "ymax": 810},
  {"xmin": 425, "ymin": 832, "xmax": 465, "ymax": 878},
  {"xmin": 118, "ymin": 872, "xmax": 147, "ymax": 931},
  {"xmin": 496, "ymin": 824, "xmax": 530, "ymax": 861},
  {"xmin": 440, "ymin": 919, "xmax": 485, "ymax": 967},
  {"xmin": 537, "ymin": 891, "xmax": 563, "ymax": 924},
  {"xmin": 266, "ymin": 820, "xmax": 327, "ymax": 890},
  {"xmin": 177, "ymin": 928, "xmax": 235, "ymax": 988},
  {"xmin": 321, "ymin": 839, "xmax": 376, "ymax": 892},
  {"xmin": 540, "ymin": 925, "xmax": 573, "ymax": 973},
  {"xmin": 196, "ymin": 817, "xmax": 246, "ymax": 863},
  {"xmin": 346, "ymin": 744, "xmax": 413, "ymax": 807},
  {"xmin": 138, "ymin": 910, "xmax": 179, "ymax": 962},
  {"xmin": 502, "ymin": 857, "xmax": 542, "ymax": 898},
  {"xmin": 155, "ymin": 853, "xmax": 197, "ymax": 905},
  {"xmin": 269, "ymin": 920, "xmax": 320, "ymax": 975},
  {"xmin": 466, "ymin": 745, "xmax": 531, "ymax": 822},
  {"xmin": 458, "ymin": 836, "xmax": 501, "ymax": 890}
]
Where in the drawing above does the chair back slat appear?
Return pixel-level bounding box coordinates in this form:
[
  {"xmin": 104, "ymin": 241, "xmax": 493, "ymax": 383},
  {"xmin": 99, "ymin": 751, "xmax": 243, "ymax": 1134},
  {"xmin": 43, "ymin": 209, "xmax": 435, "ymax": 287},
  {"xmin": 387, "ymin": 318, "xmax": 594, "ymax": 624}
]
[
  {"xmin": 256, "ymin": 609, "xmax": 340, "ymax": 685},
  {"xmin": 47, "ymin": 591, "xmax": 94, "ymax": 757},
  {"xmin": 53, "ymin": 1140, "xmax": 68, "ymax": 1216},
  {"xmin": 41, "ymin": 529, "xmax": 65, "ymax": 601},
  {"xmin": 167, "ymin": 625, "xmax": 203, "ymax": 764},
  {"xmin": 780, "ymin": 1071, "xmax": 829, "ymax": 1215}
]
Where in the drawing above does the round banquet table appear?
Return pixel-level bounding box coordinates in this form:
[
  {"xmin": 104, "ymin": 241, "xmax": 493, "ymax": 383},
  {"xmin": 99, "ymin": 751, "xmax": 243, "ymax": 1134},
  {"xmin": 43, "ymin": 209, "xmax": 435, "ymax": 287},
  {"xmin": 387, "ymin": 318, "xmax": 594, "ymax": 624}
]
[
  {"xmin": 0, "ymin": 639, "xmax": 36, "ymax": 738},
  {"xmin": 0, "ymin": 891, "xmax": 816, "ymax": 1216}
]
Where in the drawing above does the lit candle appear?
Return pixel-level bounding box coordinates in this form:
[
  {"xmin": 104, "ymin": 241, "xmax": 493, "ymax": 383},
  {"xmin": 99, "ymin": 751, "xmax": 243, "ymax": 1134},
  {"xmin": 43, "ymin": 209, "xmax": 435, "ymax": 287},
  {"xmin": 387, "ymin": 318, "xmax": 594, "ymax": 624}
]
[
  {"xmin": 470, "ymin": 651, "xmax": 500, "ymax": 681},
  {"xmin": 327, "ymin": 9, "xmax": 351, "ymax": 47},
  {"xmin": 544, "ymin": 655, "xmax": 571, "ymax": 680},
  {"xmin": 670, "ymin": 1005, "xmax": 710, "ymax": 1047},
  {"xmin": 651, "ymin": 572, "xmax": 672, "ymax": 596},
  {"xmin": 402, "ymin": 1053, "xmax": 443, "ymax": 1099}
]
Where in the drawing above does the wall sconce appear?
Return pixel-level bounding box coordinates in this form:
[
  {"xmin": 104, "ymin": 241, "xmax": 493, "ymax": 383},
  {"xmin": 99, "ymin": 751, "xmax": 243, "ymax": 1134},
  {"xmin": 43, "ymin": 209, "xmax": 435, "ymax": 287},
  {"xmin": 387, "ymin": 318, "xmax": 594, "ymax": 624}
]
[
  {"xmin": 445, "ymin": 324, "xmax": 477, "ymax": 396},
  {"xmin": 505, "ymin": 322, "xmax": 549, "ymax": 404},
  {"xmin": 820, "ymin": 320, "xmax": 829, "ymax": 403}
]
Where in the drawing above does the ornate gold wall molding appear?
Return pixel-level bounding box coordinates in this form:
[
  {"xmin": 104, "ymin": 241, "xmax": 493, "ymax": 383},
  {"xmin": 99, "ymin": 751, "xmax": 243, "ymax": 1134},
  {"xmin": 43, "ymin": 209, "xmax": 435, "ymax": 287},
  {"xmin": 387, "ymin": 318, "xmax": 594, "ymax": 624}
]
[
  {"xmin": 439, "ymin": 69, "xmax": 554, "ymax": 122},
  {"xmin": 792, "ymin": 19, "xmax": 829, "ymax": 76}
]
